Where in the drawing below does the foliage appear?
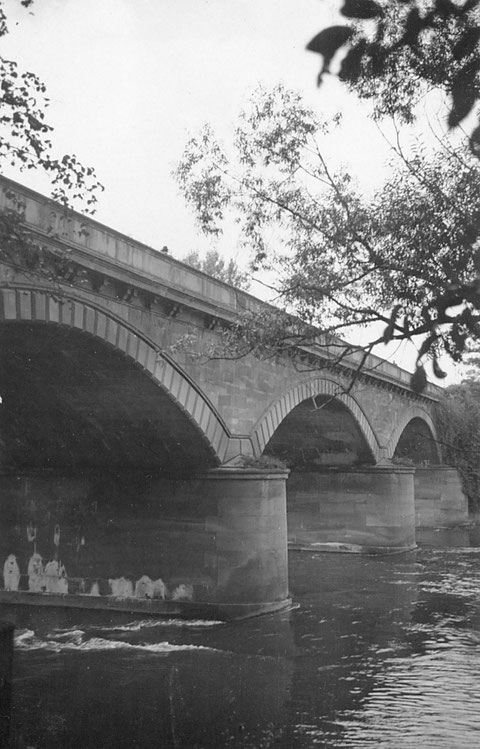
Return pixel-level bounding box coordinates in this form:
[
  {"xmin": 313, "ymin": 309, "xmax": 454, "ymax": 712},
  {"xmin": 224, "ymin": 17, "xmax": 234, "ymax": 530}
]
[
  {"xmin": 239, "ymin": 454, "xmax": 288, "ymax": 470},
  {"xmin": 0, "ymin": 0, "xmax": 104, "ymax": 285},
  {"xmin": 175, "ymin": 84, "xmax": 480, "ymax": 387},
  {"xmin": 309, "ymin": 0, "xmax": 480, "ymax": 150},
  {"xmin": 170, "ymin": 304, "xmax": 356, "ymax": 375},
  {"xmin": 0, "ymin": 191, "xmax": 93, "ymax": 282},
  {"xmin": 183, "ymin": 249, "xmax": 250, "ymax": 290},
  {"xmin": 435, "ymin": 380, "xmax": 480, "ymax": 512},
  {"xmin": 0, "ymin": 0, "xmax": 103, "ymax": 211}
]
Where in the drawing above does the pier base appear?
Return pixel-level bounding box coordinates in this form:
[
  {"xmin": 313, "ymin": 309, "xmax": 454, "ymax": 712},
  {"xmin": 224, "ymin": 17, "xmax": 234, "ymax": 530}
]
[
  {"xmin": 414, "ymin": 466, "xmax": 468, "ymax": 528},
  {"xmin": 0, "ymin": 469, "xmax": 291, "ymax": 620},
  {"xmin": 287, "ymin": 467, "xmax": 416, "ymax": 553}
]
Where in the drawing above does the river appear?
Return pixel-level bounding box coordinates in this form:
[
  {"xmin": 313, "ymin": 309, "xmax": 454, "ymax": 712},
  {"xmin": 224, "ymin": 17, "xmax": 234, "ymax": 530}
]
[{"xmin": 4, "ymin": 526, "xmax": 480, "ymax": 748}]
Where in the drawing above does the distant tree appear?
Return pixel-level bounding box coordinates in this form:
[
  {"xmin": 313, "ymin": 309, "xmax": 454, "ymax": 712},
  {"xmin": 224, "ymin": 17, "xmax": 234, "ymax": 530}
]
[
  {"xmin": 175, "ymin": 84, "xmax": 480, "ymax": 389},
  {"xmin": 183, "ymin": 249, "xmax": 250, "ymax": 290},
  {"xmin": 436, "ymin": 379, "xmax": 480, "ymax": 513},
  {"xmin": 309, "ymin": 0, "xmax": 480, "ymax": 152}
]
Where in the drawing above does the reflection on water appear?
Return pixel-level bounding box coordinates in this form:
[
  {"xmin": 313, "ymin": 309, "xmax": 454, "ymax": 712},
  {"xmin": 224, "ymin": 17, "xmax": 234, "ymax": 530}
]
[{"xmin": 5, "ymin": 528, "xmax": 480, "ymax": 748}]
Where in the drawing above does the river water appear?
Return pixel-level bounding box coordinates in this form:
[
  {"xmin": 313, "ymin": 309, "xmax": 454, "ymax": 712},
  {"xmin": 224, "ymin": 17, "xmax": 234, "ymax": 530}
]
[{"xmin": 5, "ymin": 526, "xmax": 480, "ymax": 748}]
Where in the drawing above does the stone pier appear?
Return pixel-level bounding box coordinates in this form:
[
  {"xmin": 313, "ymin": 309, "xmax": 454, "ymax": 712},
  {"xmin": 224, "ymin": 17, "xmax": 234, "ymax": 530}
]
[
  {"xmin": 287, "ymin": 467, "xmax": 416, "ymax": 553},
  {"xmin": 414, "ymin": 466, "xmax": 468, "ymax": 528},
  {"xmin": 0, "ymin": 469, "xmax": 291, "ymax": 620},
  {"xmin": 196, "ymin": 468, "xmax": 290, "ymax": 608}
]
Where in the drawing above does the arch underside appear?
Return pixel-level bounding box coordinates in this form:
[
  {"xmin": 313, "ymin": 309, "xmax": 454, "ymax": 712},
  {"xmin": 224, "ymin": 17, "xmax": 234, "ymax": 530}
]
[
  {"xmin": 0, "ymin": 288, "xmax": 230, "ymax": 469},
  {"xmin": 0, "ymin": 287, "xmax": 231, "ymax": 472},
  {"xmin": 0, "ymin": 321, "xmax": 217, "ymax": 474},
  {"xmin": 385, "ymin": 403, "xmax": 440, "ymax": 464},
  {"xmin": 393, "ymin": 416, "xmax": 441, "ymax": 465},
  {"xmin": 254, "ymin": 378, "xmax": 379, "ymax": 467},
  {"xmin": 263, "ymin": 393, "xmax": 376, "ymax": 469}
]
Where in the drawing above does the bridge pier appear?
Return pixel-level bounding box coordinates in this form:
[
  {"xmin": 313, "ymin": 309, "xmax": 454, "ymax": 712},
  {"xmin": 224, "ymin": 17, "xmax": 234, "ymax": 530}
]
[
  {"xmin": 195, "ymin": 468, "xmax": 291, "ymax": 612},
  {"xmin": 0, "ymin": 469, "xmax": 291, "ymax": 620},
  {"xmin": 287, "ymin": 466, "xmax": 416, "ymax": 553},
  {"xmin": 414, "ymin": 466, "xmax": 468, "ymax": 528}
]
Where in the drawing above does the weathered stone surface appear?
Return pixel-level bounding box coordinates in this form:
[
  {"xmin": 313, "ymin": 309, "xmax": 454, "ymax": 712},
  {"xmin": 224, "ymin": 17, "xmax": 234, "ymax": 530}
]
[
  {"xmin": 197, "ymin": 469, "xmax": 290, "ymax": 604},
  {"xmin": 0, "ymin": 469, "xmax": 291, "ymax": 612},
  {"xmin": 287, "ymin": 468, "xmax": 416, "ymax": 552},
  {"xmin": 414, "ymin": 467, "xmax": 468, "ymax": 528}
]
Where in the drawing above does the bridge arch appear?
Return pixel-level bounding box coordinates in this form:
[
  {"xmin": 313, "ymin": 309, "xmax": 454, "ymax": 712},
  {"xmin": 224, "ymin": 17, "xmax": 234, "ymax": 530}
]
[
  {"xmin": 251, "ymin": 376, "xmax": 381, "ymax": 465},
  {"xmin": 0, "ymin": 287, "xmax": 229, "ymax": 466},
  {"xmin": 385, "ymin": 406, "xmax": 441, "ymax": 464}
]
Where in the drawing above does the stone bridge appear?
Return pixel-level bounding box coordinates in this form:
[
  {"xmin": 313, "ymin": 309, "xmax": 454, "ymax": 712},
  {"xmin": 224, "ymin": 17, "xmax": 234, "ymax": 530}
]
[{"xmin": 0, "ymin": 178, "xmax": 467, "ymax": 619}]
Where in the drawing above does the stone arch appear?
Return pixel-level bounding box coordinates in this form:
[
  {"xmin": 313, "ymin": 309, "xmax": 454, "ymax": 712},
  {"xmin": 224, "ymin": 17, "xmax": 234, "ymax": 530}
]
[
  {"xmin": 251, "ymin": 376, "xmax": 381, "ymax": 463},
  {"xmin": 385, "ymin": 406, "xmax": 441, "ymax": 463},
  {"xmin": 0, "ymin": 287, "xmax": 229, "ymax": 463}
]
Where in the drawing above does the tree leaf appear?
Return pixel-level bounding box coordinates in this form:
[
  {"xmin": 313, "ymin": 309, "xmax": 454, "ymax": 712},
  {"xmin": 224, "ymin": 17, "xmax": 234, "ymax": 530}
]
[
  {"xmin": 339, "ymin": 44, "xmax": 365, "ymax": 83},
  {"xmin": 368, "ymin": 42, "xmax": 387, "ymax": 76},
  {"xmin": 417, "ymin": 334, "xmax": 437, "ymax": 361},
  {"xmin": 469, "ymin": 122, "xmax": 480, "ymax": 157},
  {"xmin": 453, "ymin": 27, "xmax": 480, "ymax": 60},
  {"xmin": 448, "ymin": 65, "xmax": 479, "ymax": 128},
  {"xmin": 462, "ymin": 0, "xmax": 480, "ymax": 13},
  {"xmin": 403, "ymin": 8, "xmax": 424, "ymax": 47},
  {"xmin": 341, "ymin": 0, "xmax": 383, "ymax": 20},
  {"xmin": 411, "ymin": 364, "xmax": 427, "ymax": 393},
  {"xmin": 451, "ymin": 323, "xmax": 467, "ymax": 352},
  {"xmin": 435, "ymin": 0, "xmax": 461, "ymax": 18},
  {"xmin": 306, "ymin": 26, "xmax": 353, "ymax": 71},
  {"xmin": 432, "ymin": 357, "xmax": 447, "ymax": 379},
  {"xmin": 382, "ymin": 304, "xmax": 402, "ymax": 343}
]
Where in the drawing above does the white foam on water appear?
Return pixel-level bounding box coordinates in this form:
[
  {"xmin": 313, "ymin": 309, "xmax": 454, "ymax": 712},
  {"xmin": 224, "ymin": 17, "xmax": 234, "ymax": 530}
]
[
  {"xmin": 62, "ymin": 637, "xmax": 216, "ymax": 653},
  {"xmin": 15, "ymin": 629, "xmax": 36, "ymax": 645},
  {"xmin": 99, "ymin": 618, "xmax": 224, "ymax": 631},
  {"xmin": 52, "ymin": 618, "xmax": 223, "ymax": 635},
  {"xmin": 15, "ymin": 629, "xmax": 61, "ymax": 652},
  {"xmin": 14, "ymin": 628, "xmax": 220, "ymax": 654},
  {"xmin": 52, "ymin": 629, "xmax": 85, "ymax": 640}
]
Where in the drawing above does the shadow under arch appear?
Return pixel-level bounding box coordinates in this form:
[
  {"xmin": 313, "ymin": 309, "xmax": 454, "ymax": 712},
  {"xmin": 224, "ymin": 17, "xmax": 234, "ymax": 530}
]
[
  {"xmin": 251, "ymin": 376, "xmax": 381, "ymax": 465},
  {"xmin": 0, "ymin": 286, "xmax": 229, "ymax": 466},
  {"xmin": 386, "ymin": 407, "xmax": 441, "ymax": 464}
]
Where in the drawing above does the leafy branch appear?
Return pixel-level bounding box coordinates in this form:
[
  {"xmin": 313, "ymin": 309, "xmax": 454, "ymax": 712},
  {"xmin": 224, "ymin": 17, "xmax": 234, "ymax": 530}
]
[{"xmin": 174, "ymin": 84, "xmax": 480, "ymax": 390}]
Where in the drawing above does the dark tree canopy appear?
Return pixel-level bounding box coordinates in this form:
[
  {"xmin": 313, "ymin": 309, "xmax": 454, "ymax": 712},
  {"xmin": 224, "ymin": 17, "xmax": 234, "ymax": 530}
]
[
  {"xmin": 436, "ymin": 377, "xmax": 480, "ymax": 512},
  {"xmin": 309, "ymin": 0, "xmax": 480, "ymax": 150}
]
